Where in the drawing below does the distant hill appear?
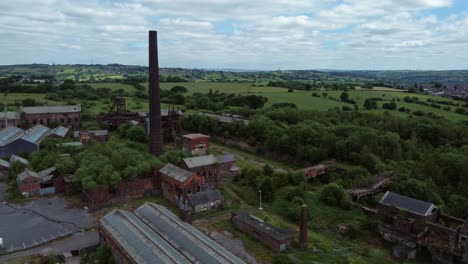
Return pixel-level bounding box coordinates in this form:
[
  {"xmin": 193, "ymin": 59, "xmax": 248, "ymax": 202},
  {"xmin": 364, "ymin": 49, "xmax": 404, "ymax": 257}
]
[{"xmin": 1, "ymin": 64, "xmax": 468, "ymax": 86}]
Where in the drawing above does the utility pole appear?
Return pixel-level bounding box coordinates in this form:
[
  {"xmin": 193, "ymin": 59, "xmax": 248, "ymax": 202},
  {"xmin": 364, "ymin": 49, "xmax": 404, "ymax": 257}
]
[{"xmin": 258, "ymin": 189, "xmax": 263, "ymax": 211}]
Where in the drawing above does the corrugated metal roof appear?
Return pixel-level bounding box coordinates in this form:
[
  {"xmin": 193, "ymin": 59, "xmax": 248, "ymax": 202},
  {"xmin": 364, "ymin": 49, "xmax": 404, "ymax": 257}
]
[
  {"xmin": 10, "ymin": 154, "xmax": 29, "ymax": 166},
  {"xmin": 38, "ymin": 167, "xmax": 56, "ymax": 182},
  {"xmin": 100, "ymin": 209, "xmax": 190, "ymax": 264},
  {"xmin": 380, "ymin": 191, "xmax": 437, "ymax": 216},
  {"xmin": 0, "ymin": 111, "xmax": 21, "ymax": 120},
  {"xmin": 233, "ymin": 211, "xmax": 294, "ymax": 241},
  {"xmin": 182, "ymin": 133, "xmax": 210, "ymax": 140},
  {"xmin": 21, "ymin": 125, "xmax": 51, "ymax": 145},
  {"xmin": 50, "ymin": 126, "xmax": 69, "ymax": 137},
  {"xmin": 17, "ymin": 169, "xmax": 40, "ymax": 181},
  {"xmin": 89, "ymin": 130, "xmax": 108, "ymax": 136},
  {"xmin": 22, "ymin": 105, "xmax": 81, "ymax": 114},
  {"xmin": 187, "ymin": 190, "xmax": 223, "ymax": 206},
  {"xmin": 135, "ymin": 203, "xmax": 246, "ymax": 264},
  {"xmin": 0, "ymin": 159, "xmax": 10, "ymax": 168},
  {"xmin": 159, "ymin": 164, "xmax": 194, "ymax": 183},
  {"xmin": 216, "ymin": 154, "xmax": 236, "ymax": 164},
  {"xmin": 0, "ymin": 126, "xmax": 25, "ymax": 146},
  {"xmin": 183, "ymin": 155, "xmax": 217, "ymax": 168}
]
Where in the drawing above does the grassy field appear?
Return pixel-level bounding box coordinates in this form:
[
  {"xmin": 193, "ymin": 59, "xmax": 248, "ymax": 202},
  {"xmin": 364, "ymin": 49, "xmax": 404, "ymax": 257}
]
[
  {"xmin": 3, "ymin": 82, "xmax": 467, "ymax": 122},
  {"xmin": 82, "ymin": 82, "xmax": 136, "ymax": 91}
]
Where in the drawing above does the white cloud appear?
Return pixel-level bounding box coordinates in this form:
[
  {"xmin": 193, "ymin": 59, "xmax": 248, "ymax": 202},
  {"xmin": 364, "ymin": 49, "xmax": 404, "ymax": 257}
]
[{"xmin": 0, "ymin": 0, "xmax": 466, "ymax": 69}]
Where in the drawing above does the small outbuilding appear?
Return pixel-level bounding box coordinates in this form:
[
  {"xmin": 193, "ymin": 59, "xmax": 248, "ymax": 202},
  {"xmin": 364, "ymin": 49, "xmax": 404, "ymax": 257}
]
[
  {"xmin": 186, "ymin": 189, "xmax": 224, "ymax": 213},
  {"xmin": 182, "ymin": 133, "xmax": 210, "ymax": 155},
  {"xmin": 232, "ymin": 211, "xmax": 294, "ymax": 252}
]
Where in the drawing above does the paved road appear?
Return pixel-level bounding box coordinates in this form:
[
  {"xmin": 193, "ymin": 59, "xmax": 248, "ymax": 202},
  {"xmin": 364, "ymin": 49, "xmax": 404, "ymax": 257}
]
[
  {"xmin": 0, "ymin": 197, "xmax": 97, "ymax": 252},
  {"xmin": 0, "ymin": 231, "xmax": 99, "ymax": 263}
]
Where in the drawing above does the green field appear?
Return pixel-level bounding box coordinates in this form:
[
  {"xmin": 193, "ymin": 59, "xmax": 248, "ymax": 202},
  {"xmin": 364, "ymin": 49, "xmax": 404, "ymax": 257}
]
[
  {"xmin": 82, "ymin": 82, "xmax": 136, "ymax": 91},
  {"xmin": 3, "ymin": 82, "xmax": 467, "ymax": 122}
]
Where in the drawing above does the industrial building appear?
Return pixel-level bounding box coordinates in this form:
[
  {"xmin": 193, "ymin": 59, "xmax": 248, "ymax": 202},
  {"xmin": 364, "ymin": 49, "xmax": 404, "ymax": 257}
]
[
  {"xmin": 182, "ymin": 133, "xmax": 210, "ymax": 154},
  {"xmin": 159, "ymin": 163, "xmax": 205, "ymax": 203},
  {"xmin": 0, "ymin": 125, "xmax": 69, "ymax": 158},
  {"xmin": 1, "ymin": 105, "xmax": 81, "ymax": 130},
  {"xmin": 17, "ymin": 167, "xmax": 58, "ymax": 197},
  {"xmin": 21, "ymin": 105, "xmax": 81, "ymax": 129},
  {"xmin": 181, "ymin": 153, "xmax": 238, "ymax": 187},
  {"xmin": 99, "ymin": 202, "xmax": 245, "ymax": 264},
  {"xmin": 0, "ymin": 111, "xmax": 21, "ymax": 128},
  {"xmin": 186, "ymin": 189, "xmax": 224, "ymax": 213},
  {"xmin": 376, "ymin": 191, "xmax": 468, "ymax": 262},
  {"xmin": 232, "ymin": 210, "xmax": 294, "ymax": 252}
]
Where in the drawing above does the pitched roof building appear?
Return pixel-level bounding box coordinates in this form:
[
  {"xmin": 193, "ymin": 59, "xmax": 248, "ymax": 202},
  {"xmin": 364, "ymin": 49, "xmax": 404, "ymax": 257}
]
[
  {"xmin": 159, "ymin": 164, "xmax": 205, "ymax": 203},
  {"xmin": 99, "ymin": 202, "xmax": 245, "ymax": 264},
  {"xmin": 232, "ymin": 211, "xmax": 294, "ymax": 252},
  {"xmin": 186, "ymin": 189, "xmax": 224, "ymax": 213}
]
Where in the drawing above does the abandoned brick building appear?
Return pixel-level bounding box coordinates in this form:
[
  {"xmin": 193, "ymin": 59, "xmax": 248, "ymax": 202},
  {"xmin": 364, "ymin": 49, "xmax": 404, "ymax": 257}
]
[
  {"xmin": 376, "ymin": 191, "xmax": 468, "ymax": 262},
  {"xmin": 377, "ymin": 191, "xmax": 440, "ymax": 238},
  {"xmin": 159, "ymin": 163, "xmax": 205, "ymax": 204},
  {"xmin": 232, "ymin": 210, "xmax": 294, "ymax": 252},
  {"xmin": 185, "ymin": 189, "xmax": 224, "ymax": 213},
  {"xmin": 181, "ymin": 153, "xmax": 238, "ymax": 187},
  {"xmin": 16, "ymin": 167, "xmax": 60, "ymax": 197},
  {"xmin": 181, "ymin": 133, "xmax": 210, "ymax": 154},
  {"xmin": 20, "ymin": 105, "xmax": 82, "ymax": 129}
]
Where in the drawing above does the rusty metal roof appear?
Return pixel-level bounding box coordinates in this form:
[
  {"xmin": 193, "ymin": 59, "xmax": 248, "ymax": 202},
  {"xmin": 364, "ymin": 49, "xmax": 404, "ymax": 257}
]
[
  {"xmin": 100, "ymin": 203, "xmax": 245, "ymax": 264},
  {"xmin": 159, "ymin": 163, "xmax": 194, "ymax": 183},
  {"xmin": 183, "ymin": 155, "xmax": 217, "ymax": 168},
  {"xmin": 100, "ymin": 209, "xmax": 190, "ymax": 264},
  {"xmin": 135, "ymin": 203, "xmax": 245, "ymax": 264}
]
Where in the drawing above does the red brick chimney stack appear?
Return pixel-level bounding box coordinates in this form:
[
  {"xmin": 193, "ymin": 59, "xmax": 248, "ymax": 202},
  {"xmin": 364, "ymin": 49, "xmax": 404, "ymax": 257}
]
[
  {"xmin": 299, "ymin": 204, "xmax": 308, "ymax": 249},
  {"xmin": 148, "ymin": 30, "xmax": 164, "ymax": 156}
]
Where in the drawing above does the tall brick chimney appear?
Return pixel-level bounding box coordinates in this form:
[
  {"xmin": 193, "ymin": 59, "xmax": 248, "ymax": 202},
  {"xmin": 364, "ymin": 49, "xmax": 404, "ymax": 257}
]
[
  {"xmin": 299, "ymin": 204, "xmax": 308, "ymax": 249},
  {"xmin": 148, "ymin": 30, "xmax": 163, "ymax": 156}
]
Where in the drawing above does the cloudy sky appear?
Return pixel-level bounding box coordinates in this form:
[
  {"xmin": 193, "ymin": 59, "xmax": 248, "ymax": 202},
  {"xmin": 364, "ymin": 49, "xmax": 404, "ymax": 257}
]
[{"xmin": 0, "ymin": 0, "xmax": 467, "ymax": 70}]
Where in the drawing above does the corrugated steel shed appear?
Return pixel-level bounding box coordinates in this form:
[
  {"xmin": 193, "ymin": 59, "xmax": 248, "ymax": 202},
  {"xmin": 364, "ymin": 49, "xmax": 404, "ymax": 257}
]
[
  {"xmin": 100, "ymin": 209, "xmax": 190, "ymax": 264},
  {"xmin": 380, "ymin": 191, "xmax": 437, "ymax": 216},
  {"xmin": 10, "ymin": 154, "xmax": 29, "ymax": 166},
  {"xmin": 49, "ymin": 126, "xmax": 69, "ymax": 138},
  {"xmin": 187, "ymin": 190, "xmax": 223, "ymax": 206},
  {"xmin": 21, "ymin": 125, "xmax": 51, "ymax": 145},
  {"xmin": 0, "ymin": 126, "xmax": 25, "ymax": 146},
  {"xmin": 135, "ymin": 203, "xmax": 245, "ymax": 264},
  {"xmin": 183, "ymin": 155, "xmax": 217, "ymax": 168},
  {"xmin": 0, "ymin": 159, "xmax": 10, "ymax": 168},
  {"xmin": 159, "ymin": 163, "xmax": 194, "ymax": 183},
  {"xmin": 21, "ymin": 105, "xmax": 81, "ymax": 114}
]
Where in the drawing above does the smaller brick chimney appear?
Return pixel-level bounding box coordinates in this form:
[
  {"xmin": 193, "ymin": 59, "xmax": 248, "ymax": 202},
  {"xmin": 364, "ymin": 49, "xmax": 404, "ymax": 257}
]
[{"xmin": 299, "ymin": 204, "xmax": 308, "ymax": 250}]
